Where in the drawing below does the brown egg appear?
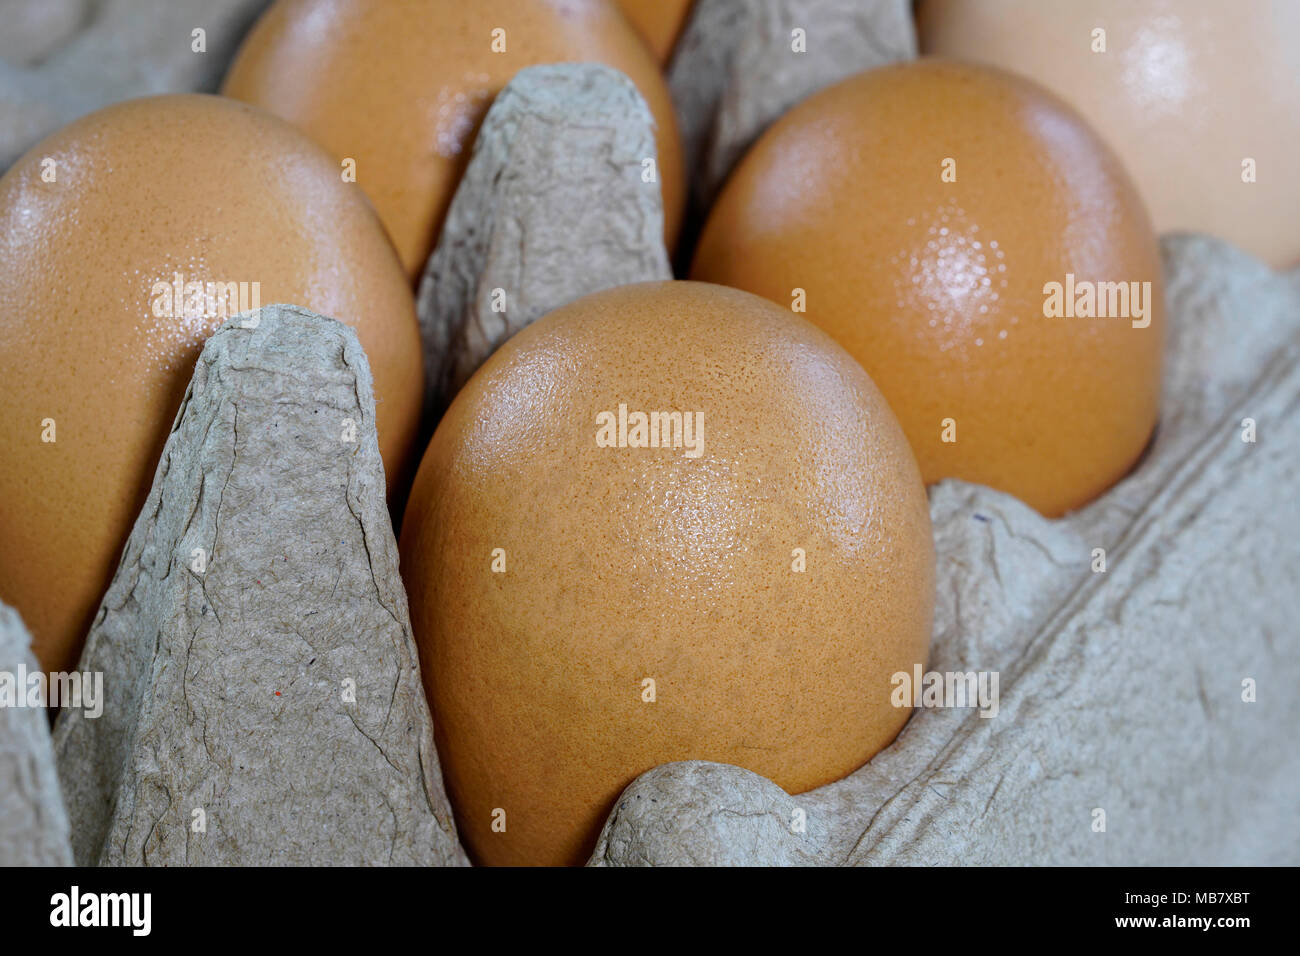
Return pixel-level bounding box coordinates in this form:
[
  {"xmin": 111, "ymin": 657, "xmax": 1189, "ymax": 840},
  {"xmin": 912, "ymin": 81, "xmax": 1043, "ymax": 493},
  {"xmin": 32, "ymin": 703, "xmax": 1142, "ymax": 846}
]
[
  {"xmin": 399, "ymin": 280, "xmax": 934, "ymax": 865},
  {"xmin": 0, "ymin": 94, "xmax": 422, "ymax": 676},
  {"xmin": 693, "ymin": 60, "xmax": 1165, "ymax": 518},
  {"xmin": 918, "ymin": 0, "xmax": 1300, "ymax": 268},
  {"xmin": 223, "ymin": 0, "xmax": 685, "ymax": 280},
  {"xmin": 616, "ymin": 0, "xmax": 694, "ymax": 63}
]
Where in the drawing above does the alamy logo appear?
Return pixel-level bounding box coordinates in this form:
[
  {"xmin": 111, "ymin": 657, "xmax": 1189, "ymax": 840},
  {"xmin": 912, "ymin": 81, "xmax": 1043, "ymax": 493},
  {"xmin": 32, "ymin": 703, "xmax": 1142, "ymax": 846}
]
[
  {"xmin": 0, "ymin": 665, "xmax": 103, "ymax": 718},
  {"xmin": 1042, "ymin": 274, "xmax": 1153, "ymax": 328},
  {"xmin": 150, "ymin": 271, "xmax": 260, "ymax": 320},
  {"xmin": 50, "ymin": 886, "xmax": 151, "ymax": 936},
  {"xmin": 595, "ymin": 403, "xmax": 705, "ymax": 458},
  {"xmin": 891, "ymin": 664, "xmax": 1000, "ymax": 718}
]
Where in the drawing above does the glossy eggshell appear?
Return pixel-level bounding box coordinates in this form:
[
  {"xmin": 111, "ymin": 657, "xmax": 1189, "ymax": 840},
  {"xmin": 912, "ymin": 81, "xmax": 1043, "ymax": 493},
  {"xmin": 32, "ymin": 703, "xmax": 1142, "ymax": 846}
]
[
  {"xmin": 223, "ymin": 0, "xmax": 685, "ymax": 279},
  {"xmin": 399, "ymin": 280, "xmax": 935, "ymax": 865},
  {"xmin": 918, "ymin": 0, "xmax": 1300, "ymax": 268},
  {"xmin": 0, "ymin": 94, "xmax": 422, "ymax": 676},
  {"xmin": 692, "ymin": 60, "xmax": 1165, "ymax": 518},
  {"xmin": 616, "ymin": 0, "xmax": 694, "ymax": 63}
]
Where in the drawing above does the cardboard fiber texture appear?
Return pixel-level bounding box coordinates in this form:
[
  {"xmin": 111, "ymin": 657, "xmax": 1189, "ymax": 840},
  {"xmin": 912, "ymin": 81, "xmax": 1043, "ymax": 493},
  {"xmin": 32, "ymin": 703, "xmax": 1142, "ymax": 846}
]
[
  {"xmin": 0, "ymin": 0, "xmax": 270, "ymax": 171},
  {"xmin": 51, "ymin": 305, "xmax": 467, "ymax": 867},
  {"xmin": 417, "ymin": 63, "xmax": 672, "ymax": 422},
  {"xmin": 0, "ymin": 601, "xmax": 73, "ymax": 865},
  {"xmin": 589, "ymin": 235, "xmax": 1300, "ymax": 866},
  {"xmin": 668, "ymin": 0, "xmax": 915, "ymax": 213}
]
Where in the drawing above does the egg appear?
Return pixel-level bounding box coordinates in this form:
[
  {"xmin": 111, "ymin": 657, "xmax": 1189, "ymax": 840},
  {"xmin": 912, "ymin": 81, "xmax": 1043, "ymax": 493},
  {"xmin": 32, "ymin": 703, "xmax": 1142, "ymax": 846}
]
[
  {"xmin": 222, "ymin": 0, "xmax": 685, "ymax": 280},
  {"xmin": 918, "ymin": 0, "xmax": 1300, "ymax": 269},
  {"xmin": 399, "ymin": 280, "xmax": 934, "ymax": 865},
  {"xmin": 616, "ymin": 0, "xmax": 694, "ymax": 63},
  {"xmin": 0, "ymin": 93, "xmax": 422, "ymax": 676},
  {"xmin": 692, "ymin": 60, "xmax": 1165, "ymax": 518}
]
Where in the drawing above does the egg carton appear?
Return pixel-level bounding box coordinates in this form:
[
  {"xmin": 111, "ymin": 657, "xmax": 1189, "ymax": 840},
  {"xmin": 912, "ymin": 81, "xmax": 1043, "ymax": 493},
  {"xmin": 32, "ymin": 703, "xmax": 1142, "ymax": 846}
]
[
  {"xmin": 1, "ymin": 603, "xmax": 71, "ymax": 864},
  {"xmin": 591, "ymin": 234, "xmax": 1300, "ymax": 865},
  {"xmin": 47, "ymin": 306, "xmax": 466, "ymax": 866},
  {"xmin": 584, "ymin": 1, "xmax": 1300, "ymax": 864},
  {"xmin": 416, "ymin": 0, "xmax": 1300, "ymax": 865},
  {"xmin": 3, "ymin": 0, "xmax": 1297, "ymax": 867},
  {"xmin": 0, "ymin": 0, "xmax": 271, "ymax": 171},
  {"xmin": 2, "ymin": 52, "xmax": 677, "ymax": 866}
]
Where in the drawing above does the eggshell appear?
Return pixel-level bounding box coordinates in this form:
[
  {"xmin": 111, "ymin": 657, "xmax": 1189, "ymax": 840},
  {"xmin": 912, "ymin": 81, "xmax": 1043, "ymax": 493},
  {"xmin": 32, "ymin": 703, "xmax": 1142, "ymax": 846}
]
[
  {"xmin": 223, "ymin": 0, "xmax": 685, "ymax": 280},
  {"xmin": 399, "ymin": 280, "xmax": 935, "ymax": 865},
  {"xmin": 693, "ymin": 60, "xmax": 1165, "ymax": 518},
  {"xmin": 918, "ymin": 0, "xmax": 1300, "ymax": 269},
  {"xmin": 616, "ymin": 0, "xmax": 694, "ymax": 63},
  {"xmin": 0, "ymin": 94, "xmax": 422, "ymax": 677}
]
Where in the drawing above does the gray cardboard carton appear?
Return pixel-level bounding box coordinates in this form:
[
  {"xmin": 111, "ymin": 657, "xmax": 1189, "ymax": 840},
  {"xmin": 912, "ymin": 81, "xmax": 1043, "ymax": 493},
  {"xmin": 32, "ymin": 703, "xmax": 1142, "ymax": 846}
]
[
  {"xmin": 0, "ymin": 601, "xmax": 73, "ymax": 865},
  {"xmin": 52, "ymin": 305, "xmax": 467, "ymax": 866},
  {"xmin": 418, "ymin": 63, "xmax": 672, "ymax": 421}
]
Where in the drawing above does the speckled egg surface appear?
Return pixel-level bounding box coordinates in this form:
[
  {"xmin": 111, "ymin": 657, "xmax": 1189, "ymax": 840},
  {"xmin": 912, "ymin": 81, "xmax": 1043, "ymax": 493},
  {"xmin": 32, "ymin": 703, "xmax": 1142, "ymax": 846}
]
[
  {"xmin": 223, "ymin": 0, "xmax": 685, "ymax": 279},
  {"xmin": 399, "ymin": 280, "xmax": 935, "ymax": 865},
  {"xmin": 918, "ymin": 0, "xmax": 1300, "ymax": 269},
  {"xmin": 693, "ymin": 60, "xmax": 1165, "ymax": 518},
  {"xmin": 0, "ymin": 93, "xmax": 422, "ymax": 676}
]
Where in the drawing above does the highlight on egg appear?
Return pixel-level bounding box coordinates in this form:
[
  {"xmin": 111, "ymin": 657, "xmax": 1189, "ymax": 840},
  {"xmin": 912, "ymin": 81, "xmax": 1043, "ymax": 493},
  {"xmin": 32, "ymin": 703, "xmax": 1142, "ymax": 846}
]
[{"xmin": 692, "ymin": 59, "xmax": 1166, "ymax": 518}]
